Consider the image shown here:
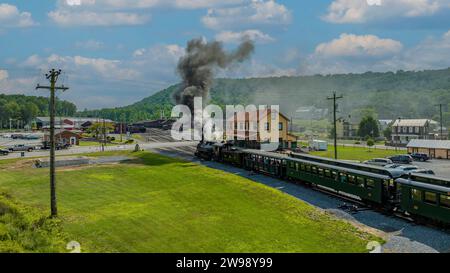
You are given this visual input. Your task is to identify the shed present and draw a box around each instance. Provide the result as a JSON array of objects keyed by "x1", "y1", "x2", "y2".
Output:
[
  {"x1": 44, "y1": 130, "x2": 82, "y2": 146},
  {"x1": 407, "y1": 139, "x2": 450, "y2": 159}
]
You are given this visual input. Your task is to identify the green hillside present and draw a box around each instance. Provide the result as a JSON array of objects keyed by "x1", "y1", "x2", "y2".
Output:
[
  {"x1": 0, "y1": 94, "x2": 77, "y2": 129},
  {"x1": 77, "y1": 68, "x2": 450, "y2": 125}
]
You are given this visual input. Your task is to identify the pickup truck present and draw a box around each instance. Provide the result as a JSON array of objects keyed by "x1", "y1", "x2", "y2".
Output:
[
  {"x1": 0, "y1": 149, "x2": 9, "y2": 155},
  {"x1": 41, "y1": 141, "x2": 71, "y2": 150},
  {"x1": 8, "y1": 144, "x2": 35, "y2": 152}
]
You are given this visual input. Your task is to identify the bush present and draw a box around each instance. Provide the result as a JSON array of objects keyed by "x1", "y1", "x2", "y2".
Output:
[{"x1": 0, "y1": 193, "x2": 67, "y2": 253}]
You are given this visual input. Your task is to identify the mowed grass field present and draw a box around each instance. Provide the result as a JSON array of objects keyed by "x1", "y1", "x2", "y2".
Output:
[
  {"x1": 311, "y1": 145, "x2": 406, "y2": 161},
  {"x1": 0, "y1": 152, "x2": 379, "y2": 253}
]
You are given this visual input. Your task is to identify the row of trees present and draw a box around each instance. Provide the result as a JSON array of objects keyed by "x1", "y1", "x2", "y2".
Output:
[{"x1": 0, "y1": 94, "x2": 77, "y2": 129}]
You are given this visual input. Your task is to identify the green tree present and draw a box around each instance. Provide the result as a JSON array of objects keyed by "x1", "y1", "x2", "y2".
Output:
[
  {"x1": 358, "y1": 116, "x2": 380, "y2": 138},
  {"x1": 383, "y1": 126, "x2": 392, "y2": 140},
  {"x1": 367, "y1": 138, "x2": 375, "y2": 151}
]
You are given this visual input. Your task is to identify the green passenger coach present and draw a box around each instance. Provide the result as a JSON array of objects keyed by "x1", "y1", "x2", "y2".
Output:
[
  {"x1": 285, "y1": 158, "x2": 390, "y2": 205},
  {"x1": 397, "y1": 178, "x2": 450, "y2": 225}
]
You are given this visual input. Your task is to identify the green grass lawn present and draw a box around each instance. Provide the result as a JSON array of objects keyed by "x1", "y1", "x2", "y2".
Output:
[
  {"x1": 311, "y1": 145, "x2": 406, "y2": 161},
  {"x1": 0, "y1": 151, "x2": 379, "y2": 253}
]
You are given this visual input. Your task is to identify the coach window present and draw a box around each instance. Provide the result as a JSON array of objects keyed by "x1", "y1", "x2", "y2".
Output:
[
  {"x1": 440, "y1": 195, "x2": 450, "y2": 209},
  {"x1": 411, "y1": 189, "x2": 422, "y2": 202},
  {"x1": 325, "y1": 169, "x2": 331, "y2": 178},
  {"x1": 318, "y1": 168, "x2": 324, "y2": 177},
  {"x1": 295, "y1": 163, "x2": 299, "y2": 171},
  {"x1": 366, "y1": 179, "x2": 375, "y2": 189},
  {"x1": 312, "y1": 166, "x2": 317, "y2": 174},
  {"x1": 301, "y1": 164, "x2": 306, "y2": 171},
  {"x1": 357, "y1": 177, "x2": 365, "y2": 188},
  {"x1": 424, "y1": 192, "x2": 437, "y2": 205},
  {"x1": 348, "y1": 175, "x2": 356, "y2": 185},
  {"x1": 306, "y1": 165, "x2": 311, "y2": 172},
  {"x1": 332, "y1": 171, "x2": 338, "y2": 180}
]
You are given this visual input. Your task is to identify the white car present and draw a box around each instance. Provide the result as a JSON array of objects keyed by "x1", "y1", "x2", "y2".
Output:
[
  {"x1": 385, "y1": 164, "x2": 421, "y2": 177},
  {"x1": 363, "y1": 158, "x2": 393, "y2": 167}
]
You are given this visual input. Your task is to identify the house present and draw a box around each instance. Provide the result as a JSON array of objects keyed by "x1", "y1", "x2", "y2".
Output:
[
  {"x1": 378, "y1": 120, "x2": 393, "y2": 131},
  {"x1": 390, "y1": 119, "x2": 439, "y2": 146},
  {"x1": 44, "y1": 130, "x2": 82, "y2": 146},
  {"x1": 336, "y1": 117, "x2": 360, "y2": 139},
  {"x1": 295, "y1": 106, "x2": 328, "y2": 120},
  {"x1": 407, "y1": 139, "x2": 450, "y2": 159},
  {"x1": 227, "y1": 109, "x2": 298, "y2": 150}
]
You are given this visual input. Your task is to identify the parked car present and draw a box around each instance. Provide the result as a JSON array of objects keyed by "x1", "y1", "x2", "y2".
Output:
[
  {"x1": 410, "y1": 153, "x2": 430, "y2": 162},
  {"x1": 388, "y1": 155, "x2": 413, "y2": 164},
  {"x1": 24, "y1": 134, "x2": 41, "y2": 140},
  {"x1": 410, "y1": 169, "x2": 435, "y2": 175},
  {"x1": 0, "y1": 149, "x2": 9, "y2": 155},
  {"x1": 11, "y1": 134, "x2": 24, "y2": 139},
  {"x1": 386, "y1": 165, "x2": 420, "y2": 177},
  {"x1": 8, "y1": 144, "x2": 35, "y2": 152},
  {"x1": 41, "y1": 141, "x2": 70, "y2": 150},
  {"x1": 363, "y1": 158, "x2": 393, "y2": 167}
]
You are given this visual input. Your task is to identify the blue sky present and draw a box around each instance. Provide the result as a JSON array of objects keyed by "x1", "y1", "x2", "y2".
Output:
[{"x1": 1, "y1": 0, "x2": 450, "y2": 109}]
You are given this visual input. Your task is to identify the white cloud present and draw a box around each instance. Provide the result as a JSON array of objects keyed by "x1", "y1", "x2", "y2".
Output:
[
  {"x1": 202, "y1": 0, "x2": 292, "y2": 30},
  {"x1": 300, "y1": 30, "x2": 450, "y2": 75},
  {"x1": 75, "y1": 40, "x2": 105, "y2": 50},
  {"x1": 324, "y1": 0, "x2": 450, "y2": 24},
  {"x1": 0, "y1": 3, "x2": 36, "y2": 28},
  {"x1": 380, "y1": 29, "x2": 450, "y2": 71},
  {"x1": 215, "y1": 29, "x2": 275, "y2": 44},
  {"x1": 315, "y1": 33, "x2": 403, "y2": 58},
  {"x1": 5, "y1": 43, "x2": 188, "y2": 108},
  {"x1": 50, "y1": 0, "x2": 248, "y2": 26},
  {"x1": 48, "y1": 10, "x2": 150, "y2": 26},
  {"x1": 0, "y1": 70, "x2": 8, "y2": 81}
]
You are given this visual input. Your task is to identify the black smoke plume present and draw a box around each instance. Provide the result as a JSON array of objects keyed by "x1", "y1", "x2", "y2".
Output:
[{"x1": 174, "y1": 38, "x2": 255, "y2": 111}]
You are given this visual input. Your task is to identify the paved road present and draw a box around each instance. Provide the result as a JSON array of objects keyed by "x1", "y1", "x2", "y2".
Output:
[{"x1": 0, "y1": 141, "x2": 198, "y2": 160}]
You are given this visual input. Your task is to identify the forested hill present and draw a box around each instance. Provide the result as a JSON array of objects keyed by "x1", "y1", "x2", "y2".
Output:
[
  {"x1": 77, "y1": 68, "x2": 450, "y2": 125},
  {"x1": 0, "y1": 94, "x2": 77, "y2": 128}
]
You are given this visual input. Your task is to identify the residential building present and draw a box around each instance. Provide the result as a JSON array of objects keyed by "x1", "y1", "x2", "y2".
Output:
[
  {"x1": 227, "y1": 109, "x2": 298, "y2": 150},
  {"x1": 378, "y1": 120, "x2": 393, "y2": 132},
  {"x1": 295, "y1": 106, "x2": 328, "y2": 120},
  {"x1": 336, "y1": 118, "x2": 360, "y2": 139},
  {"x1": 407, "y1": 139, "x2": 450, "y2": 159},
  {"x1": 391, "y1": 119, "x2": 439, "y2": 146}
]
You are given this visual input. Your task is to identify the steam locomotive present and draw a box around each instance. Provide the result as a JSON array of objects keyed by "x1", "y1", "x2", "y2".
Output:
[{"x1": 195, "y1": 141, "x2": 450, "y2": 226}]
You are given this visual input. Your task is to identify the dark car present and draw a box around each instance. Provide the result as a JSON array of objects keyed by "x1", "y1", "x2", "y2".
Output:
[
  {"x1": 0, "y1": 149, "x2": 9, "y2": 156},
  {"x1": 388, "y1": 155, "x2": 413, "y2": 164},
  {"x1": 410, "y1": 153, "x2": 430, "y2": 162},
  {"x1": 41, "y1": 141, "x2": 70, "y2": 150}
]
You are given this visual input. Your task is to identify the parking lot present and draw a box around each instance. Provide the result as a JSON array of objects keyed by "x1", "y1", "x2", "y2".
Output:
[
  {"x1": 414, "y1": 159, "x2": 450, "y2": 178},
  {"x1": 0, "y1": 135, "x2": 43, "y2": 148}
]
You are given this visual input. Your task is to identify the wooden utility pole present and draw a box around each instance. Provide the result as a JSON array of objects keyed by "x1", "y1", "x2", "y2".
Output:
[
  {"x1": 327, "y1": 92, "x2": 343, "y2": 160},
  {"x1": 436, "y1": 104, "x2": 444, "y2": 140},
  {"x1": 36, "y1": 69, "x2": 69, "y2": 218}
]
